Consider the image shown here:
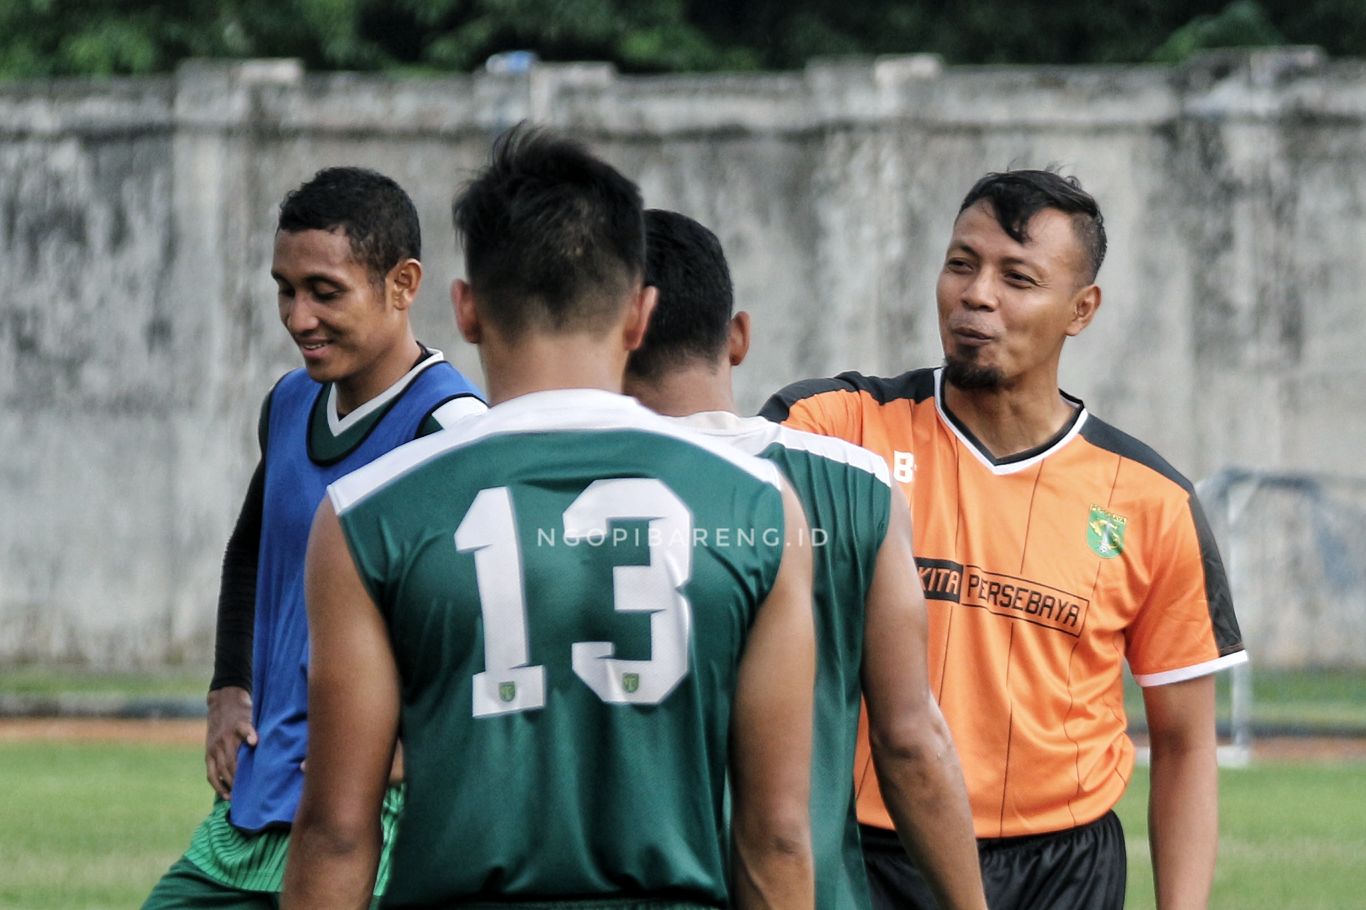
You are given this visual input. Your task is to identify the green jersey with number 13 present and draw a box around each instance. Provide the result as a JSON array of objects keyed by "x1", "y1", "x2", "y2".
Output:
[{"x1": 328, "y1": 389, "x2": 788, "y2": 909}]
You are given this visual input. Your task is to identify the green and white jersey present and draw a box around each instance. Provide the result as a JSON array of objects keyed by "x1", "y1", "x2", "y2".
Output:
[
  {"x1": 675, "y1": 411, "x2": 892, "y2": 910},
  {"x1": 328, "y1": 389, "x2": 789, "y2": 909}
]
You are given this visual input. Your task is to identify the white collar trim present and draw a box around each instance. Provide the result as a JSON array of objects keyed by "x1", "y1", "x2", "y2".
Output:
[
  {"x1": 932, "y1": 367, "x2": 1089, "y2": 476},
  {"x1": 326, "y1": 349, "x2": 446, "y2": 436}
]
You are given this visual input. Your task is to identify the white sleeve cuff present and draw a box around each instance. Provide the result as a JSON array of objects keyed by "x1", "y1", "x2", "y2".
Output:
[{"x1": 1133, "y1": 650, "x2": 1249, "y2": 687}]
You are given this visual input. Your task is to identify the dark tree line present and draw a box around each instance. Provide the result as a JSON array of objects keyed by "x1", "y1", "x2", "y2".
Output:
[{"x1": 2, "y1": 0, "x2": 1361, "y2": 80}]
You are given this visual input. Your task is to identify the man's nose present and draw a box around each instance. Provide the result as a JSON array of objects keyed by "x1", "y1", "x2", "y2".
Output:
[
  {"x1": 281, "y1": 296, "x2": 319, "y2": 333},
  {"x1": 960, "y1": 269, "x2": 996, "y2": 310}
]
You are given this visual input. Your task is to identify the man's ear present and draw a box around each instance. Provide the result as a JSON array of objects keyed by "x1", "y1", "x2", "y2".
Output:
[
  {"x1": 452, "y1": 278, "x2": 481, "y2": 344},
  {"x1": 1065, "y1": 284, "x2": 1102, "y2": 337},
  {"x1": 388, "y1": 258, "x2": 423, "y2": 311},
  {"x1": 728, "y1": 311, "x2": 751, "y2": 367},
  {"x1": 624, "y1": 284, "x2": 659, "y2": 353}
]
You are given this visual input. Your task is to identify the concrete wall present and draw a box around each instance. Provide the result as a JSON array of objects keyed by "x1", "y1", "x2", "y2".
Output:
[{"x1": 1, "y1": 50, "x2": 1362, "y2": 668}]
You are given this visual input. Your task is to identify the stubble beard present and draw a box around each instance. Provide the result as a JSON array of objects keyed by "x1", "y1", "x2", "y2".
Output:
[{"x1": 943, "y1": 353, "x2": 1005, "y2": 392}]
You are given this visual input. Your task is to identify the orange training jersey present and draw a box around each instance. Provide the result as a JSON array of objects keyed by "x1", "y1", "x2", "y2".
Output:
[{"x1": 761, "y1": 367, "x2": 1247, "y2": 838}]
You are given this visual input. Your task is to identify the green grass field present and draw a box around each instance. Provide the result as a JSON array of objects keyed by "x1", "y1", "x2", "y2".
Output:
[
  {"x1": 0, "y1": 739, "x2": 205, "y2": 910},
  {"x1": 8, "y1": 663, "x2": 1365, "y2": 731},
  {"x1": 0, "y1": 666, "x2": 205, "y2": 700},
  {"x1": 1115, "y1": 762, "x2": 1366, "y2": 910},
  {"x1": 2, "y1": 667, "x2": 1363, "y2": 907},
  {"x1": 6, "y1": 664, "x2": 1365, "y2": 736},
  {"x1": 0, "y1": 734, "x2": 1362, "y2": 909}
]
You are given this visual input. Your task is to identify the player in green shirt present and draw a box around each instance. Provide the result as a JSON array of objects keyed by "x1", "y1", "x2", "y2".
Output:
[
  {"x1": 624, "y1": 209, "x2": 986, "y2": 910},
  {"x1": 281, "y1": 126, "x2": 818, "y2": 909}
]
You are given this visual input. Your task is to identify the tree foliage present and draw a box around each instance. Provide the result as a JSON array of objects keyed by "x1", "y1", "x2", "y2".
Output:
[{"x1": 2, "y1": 0, "x2": 1364, "y2": 80}]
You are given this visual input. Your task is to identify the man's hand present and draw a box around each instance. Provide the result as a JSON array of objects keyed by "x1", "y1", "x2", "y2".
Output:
[{"x1": 205, "y1": 685, "x2": 258, "y2": 799}]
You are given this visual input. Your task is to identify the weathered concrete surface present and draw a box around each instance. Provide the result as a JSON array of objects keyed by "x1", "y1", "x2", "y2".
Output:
[{"x1": 1, "y1": 51, "x2": 1362, "y2": 668}]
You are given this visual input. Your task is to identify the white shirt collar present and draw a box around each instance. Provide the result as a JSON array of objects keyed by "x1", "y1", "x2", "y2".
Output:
[{"x1": 326, "y1": 348, "x2": 447, "y2": 436}]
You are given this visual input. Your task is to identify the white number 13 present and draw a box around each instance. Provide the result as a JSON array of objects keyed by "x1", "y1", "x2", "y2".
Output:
[{"x1": 454, "y1": 479, "x2": 694, "y2": 718}]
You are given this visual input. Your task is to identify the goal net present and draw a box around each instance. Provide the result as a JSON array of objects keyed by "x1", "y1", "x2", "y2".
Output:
[{"x1": 1195, "y1": 468, "x2": 1366, "y2": 765}]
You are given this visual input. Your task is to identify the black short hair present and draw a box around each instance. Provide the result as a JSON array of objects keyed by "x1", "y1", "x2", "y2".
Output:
[
  {"x1": 626, "y1": 209, "x2": 735, "y2": 382},
  {"x1": 452, "y1": 122, "x2": 646, "y2": 334},
  {"x1": 959, "y1": 170, "x2": 1106, "y2": 283},
  {"x1": 277, "y1": 167, "x2": 420, "y2": 281}
]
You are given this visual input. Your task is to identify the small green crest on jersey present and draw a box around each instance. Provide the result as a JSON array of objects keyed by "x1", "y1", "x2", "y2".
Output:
[
  {"x1": 622, "y1": 673, "x2": 640, "y2": 694},
  {"x1": 499, "y1": 681, "x2": 517, "y2": 702},
  {"x1": 1087, "y1": 506, "x2": 1127, "y2": 559}
]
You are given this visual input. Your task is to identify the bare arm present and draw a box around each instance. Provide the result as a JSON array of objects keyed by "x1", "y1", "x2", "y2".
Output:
[
  {"x1": 280, "y1": 499, "x2": 400, "y2": 910},
  {"x1": 863, "y1": 504, "x2": 985, "y2": 910},
  {"x1": 1144, "y1": 674, "x2": 1218, "y2": 910},
  {"x1": 730, "y1": 480, "x2": 816, "y2": 910}
]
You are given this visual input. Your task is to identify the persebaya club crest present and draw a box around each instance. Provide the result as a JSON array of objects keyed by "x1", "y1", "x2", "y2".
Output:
[
  {"x1": 499, "y1": 681, "x2": 517, "y2": 703},
  {"x1": 1087, "y1": 506, "x2": 1127, "y2": 559},
  {"x1": 622, "y1": 673, "x2": 640, "y2": 694}
]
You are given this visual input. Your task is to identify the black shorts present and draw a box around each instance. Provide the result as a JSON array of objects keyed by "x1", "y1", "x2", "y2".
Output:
[{"x1": 861, "y1": 810, "x2": 1127, "y2": 910}]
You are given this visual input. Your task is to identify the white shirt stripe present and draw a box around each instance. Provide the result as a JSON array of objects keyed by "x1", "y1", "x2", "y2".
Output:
[
  {"x1": 675, "y1": 410, "x2": 892, "y2": 486},
  {"x1": 429, "y1": 395, "x2": 488, "y2": 429},
  {"x1": 329, "y1": 388, "x2": 783, "y2": 515}
]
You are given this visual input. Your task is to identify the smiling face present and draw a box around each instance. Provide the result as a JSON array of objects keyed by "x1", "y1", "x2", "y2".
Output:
[
  {"x1": 936, "y1": 199, "x2": 1099, "y2": 394},
  {"x1": 272, "y1": 227, "x2": 415, "y2": 410}
]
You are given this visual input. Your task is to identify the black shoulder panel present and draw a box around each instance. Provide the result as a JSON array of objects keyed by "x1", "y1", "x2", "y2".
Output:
[
  {"x1": 1187, "y1": 491, "x2": 1245, "y2": 655},
  {"x1": 758, "y1": 368, "x2": 935, "y2": 420},
  {"x1": 833, "y1": 368, "x2": 936, "y2": 405},
  {"x1": 758, "y1": 376, "x2": 859, "y2": 421},
  {"x1": 1079, "y1": 415, "x2": 1193, "y2": 493}
]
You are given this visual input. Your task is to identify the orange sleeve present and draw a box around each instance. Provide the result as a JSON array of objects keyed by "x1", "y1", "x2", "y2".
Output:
[
  {"x1": 760, "y1": 381, "x2": 865, "y2": 444},
  {"x1": 1126, "y1": 494, "x2": 1244, "y2": 685}
]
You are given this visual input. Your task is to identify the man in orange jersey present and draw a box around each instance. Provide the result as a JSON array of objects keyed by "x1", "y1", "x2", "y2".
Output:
[{"x1": 762, "y1": 170, "x2": 1247, "y2": 910}]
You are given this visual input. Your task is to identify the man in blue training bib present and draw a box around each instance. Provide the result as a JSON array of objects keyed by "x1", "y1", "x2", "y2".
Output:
[{"x1": 143, "y1": 166, "x2": 485, "y2": 909}]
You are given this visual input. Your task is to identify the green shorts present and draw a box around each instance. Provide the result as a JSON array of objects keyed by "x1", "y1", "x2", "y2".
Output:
[{"x1": 143, "y1": 786, "x2": 404, "y2": 908}]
